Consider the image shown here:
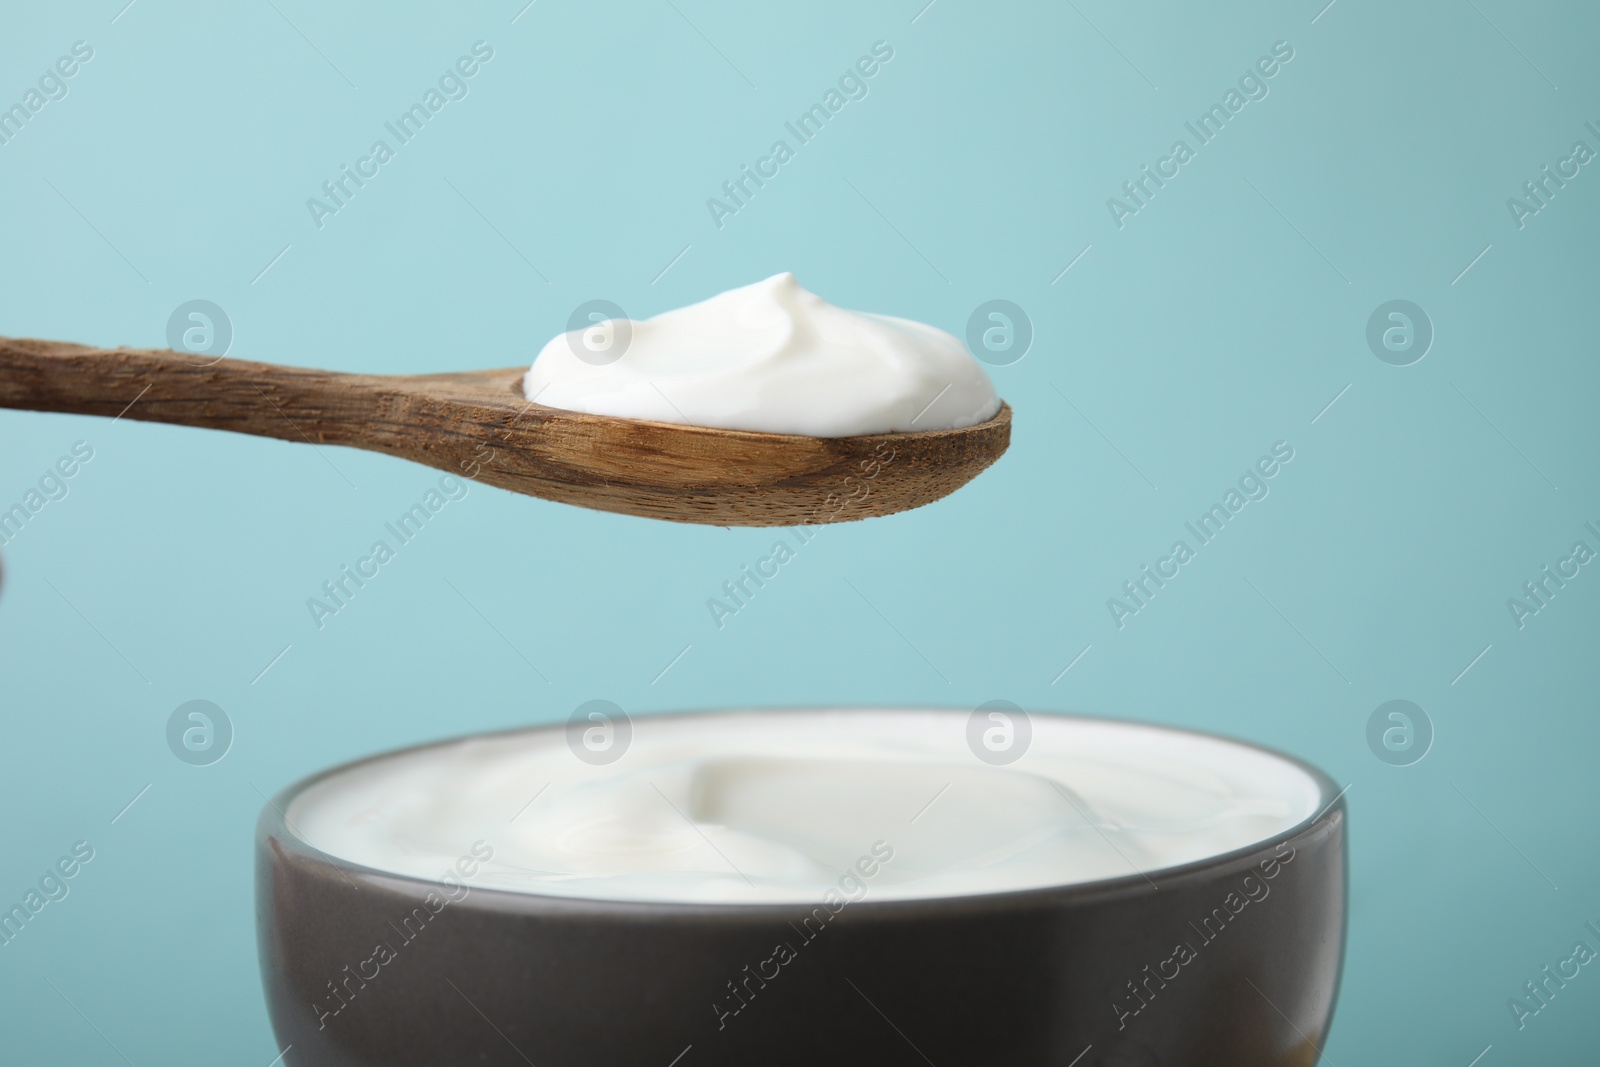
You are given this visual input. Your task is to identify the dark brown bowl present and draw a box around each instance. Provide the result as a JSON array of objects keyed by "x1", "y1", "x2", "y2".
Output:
[{"x1": 256, "y1": 711, "x2": 1346, "y2": 1066}]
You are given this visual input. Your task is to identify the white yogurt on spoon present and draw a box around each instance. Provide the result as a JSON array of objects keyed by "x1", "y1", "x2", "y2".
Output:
[
  {"x1": 522, "y1": 274, "x2": 1001, "y2": 437},
  {"x1": 287, "y1": 710, "x2": 1322, "y2": 905}
]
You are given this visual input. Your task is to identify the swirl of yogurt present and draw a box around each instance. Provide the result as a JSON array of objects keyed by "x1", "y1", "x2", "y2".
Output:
[
  {"x1": 522, "y1": 273, "x2": 1001, "y2": 437},
  {"x1": 286, "y1": 710, "x2": 1321, "y2": 905}
]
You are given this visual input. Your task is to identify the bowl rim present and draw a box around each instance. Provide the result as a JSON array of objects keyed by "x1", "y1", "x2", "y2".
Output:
[{"x1": 258, "y1": 706, "x2": 1346, "y2": 918}]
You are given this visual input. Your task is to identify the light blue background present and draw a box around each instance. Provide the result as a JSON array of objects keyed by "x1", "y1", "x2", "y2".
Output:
[{"x1": 2, "y1": 0, "x2": 1597, "y2": 1062}]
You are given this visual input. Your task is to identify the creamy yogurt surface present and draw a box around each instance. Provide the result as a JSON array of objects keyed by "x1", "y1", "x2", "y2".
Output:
[
  {"x1": 522, "y1": 274, "x2": 1001, "y2": 436},
  {"x1": 287, "y1": 710, "x2": 1322, "y2": 905}
]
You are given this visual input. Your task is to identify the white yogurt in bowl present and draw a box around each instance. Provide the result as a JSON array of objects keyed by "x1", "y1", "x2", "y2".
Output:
[
  {"x1": 287, "y1": 709, "x2": 1323, "y2": 905},
  {"x1": 522, "y1": 274, "x2": 1001, "y2": 437}
]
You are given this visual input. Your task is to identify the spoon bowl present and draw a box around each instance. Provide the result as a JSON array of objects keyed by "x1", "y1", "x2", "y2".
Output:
[{"x1": 0, "y1": 338, "x2": 1010, "y2": 526}]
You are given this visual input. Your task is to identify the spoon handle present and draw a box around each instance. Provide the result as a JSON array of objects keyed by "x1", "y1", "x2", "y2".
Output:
[
  {"x1": 1, "y1": 336, "x2": 1014, "y2": 526},
  {"x1": 0, "y1": 336, "x2": 387, "y2": 449}
]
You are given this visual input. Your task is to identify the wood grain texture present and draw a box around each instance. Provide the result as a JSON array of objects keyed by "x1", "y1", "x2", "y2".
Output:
[{"x1": 0, "y1": 337, "x2": 1011, "y2": 526}]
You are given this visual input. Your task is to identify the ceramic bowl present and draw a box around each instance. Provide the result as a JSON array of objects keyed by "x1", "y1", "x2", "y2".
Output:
[{"x1": 256, "y1": 710, "x2": 1346, "y2": 1066}]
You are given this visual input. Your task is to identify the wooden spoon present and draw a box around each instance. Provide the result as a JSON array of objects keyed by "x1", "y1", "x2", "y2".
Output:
[{"x1": 0, "y1": 337, "x2": 1010, "y2": 527}]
